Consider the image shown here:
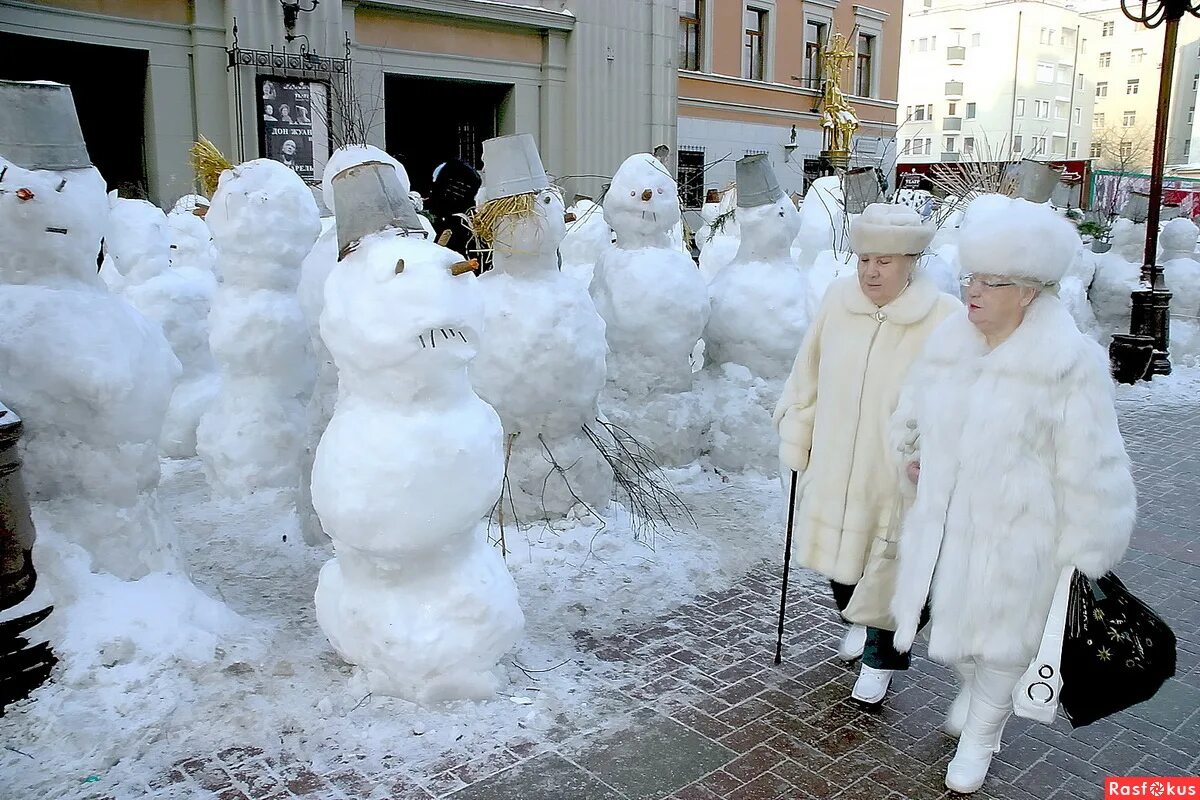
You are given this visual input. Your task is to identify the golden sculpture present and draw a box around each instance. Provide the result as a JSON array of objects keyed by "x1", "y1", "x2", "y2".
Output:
[{"x1": 819, "y1": 32, "x2": 860, "y2": 169}]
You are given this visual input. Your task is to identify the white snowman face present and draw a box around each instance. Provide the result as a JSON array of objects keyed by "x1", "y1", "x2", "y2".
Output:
[
  {"x1": 0, "y1": 155, "x2": 108, "y2": 285},
  {"x1": 321, "y1": 232, "x2": 483, "y2": 380},
  {"x1": 492, "y1": 188, "x2": 566, "y2": 257},
  {"x1": 207, "y1": 158, "x2": 321, "y2": 266},
  {"x1": 107, "y1": 198, "x2": 171, "y2": 282},
  {"x1": 603, "y1": 153, "x2": 682, "y2": 239},
  {"x1": 1160, "y1": 218, "x2": 1198, "y2": 254},
  {"x1": 167, "y1": 211, "x2": 215, "y2": 267},
  {"x1": 740, "y1": 195, "x2": 801, "y2": 252}
]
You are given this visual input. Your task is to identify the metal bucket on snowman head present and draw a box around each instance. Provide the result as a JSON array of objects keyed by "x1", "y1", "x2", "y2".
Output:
[
  {"x1": 480, "y1": 133, "x2": 550, "y2": 203},
  {"x1": 1120, "y1": 191, "x2": 1151, "y2": 224},
  {"x1": 735, "y1": 154, "x2": 784, "y2": 208},
  {"x1": 0, "y1": 80, "x2": 92, "y2": 171},
  {"x1": 843, "y1": 166, "x2": 883, "y2": 215},
  {"x1": 331, "y1": 161, "x2": 427, "y2": 260},
  {"x1": 999, "y1": 159, "x2": 1063, "y2": 203}
]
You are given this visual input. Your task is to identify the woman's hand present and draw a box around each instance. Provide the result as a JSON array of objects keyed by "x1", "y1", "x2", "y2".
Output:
[{"x1": 906, "y1": 460, "x2": 921, "y2": 485}]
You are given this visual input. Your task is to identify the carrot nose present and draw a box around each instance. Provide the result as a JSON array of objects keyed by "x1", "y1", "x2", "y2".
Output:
[{"x1": 641, "y1": 189, "x2": 653, "y2": 201}]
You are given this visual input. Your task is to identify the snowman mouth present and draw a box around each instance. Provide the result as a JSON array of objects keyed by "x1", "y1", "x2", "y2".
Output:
[{"x1": 418, "y1": 327, "x2": 469, "y2": 349}]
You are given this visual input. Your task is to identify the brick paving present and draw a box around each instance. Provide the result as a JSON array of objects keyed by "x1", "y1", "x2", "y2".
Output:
[{"x1": 145, "y1": 399, "x2": 1200, "y2": 799}]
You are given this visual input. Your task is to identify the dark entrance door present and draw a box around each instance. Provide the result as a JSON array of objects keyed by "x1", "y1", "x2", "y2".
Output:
[
  {"x1": 0, "y1": 32, "x2": 149, "y2": 197},
  {"x1": 384, "y1": 75, "x2": 511, "y2": 198}
]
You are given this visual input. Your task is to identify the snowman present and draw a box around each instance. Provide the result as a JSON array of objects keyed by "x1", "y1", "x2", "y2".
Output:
[
  {"x1": 107, "y1": 198, "x2": 220, "y2": 458},
  {"x1": 469, "y1": 134, "x2": 611, "y2": 521},
  {"x1": 794, "y1": 175, "x2": 847, "y2": 270},
  {"x1": 1090, "y1": 217, "x2": 1145, "y2": 340},
  {"x1": 1059, "y1": 243, "x2": 1103, "y2": 340},
  {"x1": 196, "y1": 158, "x2": 320, "y2": 498},
  {"x1": 0, "y1": 80, "x2": 181, "y2": 579},
  {"x1": 313, "y1": 161, "x2": 523, "y2": 702},
  {"x1": 1162, "y1": 217, "x2": 1200, "y2": 361},
  {"x1": 591, "y1": 153, "x2": 710, "y2": 465},
  {"x1": 697, "y1": 186, "x2": 740, "y2": 284},
  {"x1": 560, "y1": 196, "x2": 612, "y2": 287},
  {"x1": 167, "y1": 195, "x2": 221, "y2": 284}
]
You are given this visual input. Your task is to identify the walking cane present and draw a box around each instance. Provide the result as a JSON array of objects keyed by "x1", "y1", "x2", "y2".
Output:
[{"x1": 774, "y1": 470, "x2": 799, "y2": 665}]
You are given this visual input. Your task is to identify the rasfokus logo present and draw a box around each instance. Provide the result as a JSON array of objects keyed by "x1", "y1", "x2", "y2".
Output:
[{"x1": 1107, "y1": 778, "x2": 1200, "y2": 798}]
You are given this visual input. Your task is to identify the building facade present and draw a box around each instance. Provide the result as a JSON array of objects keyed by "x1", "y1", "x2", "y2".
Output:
[
  {"x1": 0, "y1": 0, "x2": 677, "y2": 205},
  {"x1": 675, "y1": 0, "x2": 904, "y2": 206},
  {"x1": 896, "y1": 0, "x2": 1098, "y2": 168},
  {"x1": 1081, "y1": 3, "x2": 1200, "y2": 171}
]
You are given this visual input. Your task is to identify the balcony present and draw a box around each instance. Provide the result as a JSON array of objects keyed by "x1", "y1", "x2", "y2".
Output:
[
  {"x1": 946, "y1": 46, "x2": 967, "y2": 61},
  {"x1": 941, "y1": 152, "x2": 962, "y2": 162},
  {"x1": 943, "y1": 116, "x2": 963, "y2": 131},
  {"x1": 945, "y1": 80, "x2": 964, "y2": 96}
]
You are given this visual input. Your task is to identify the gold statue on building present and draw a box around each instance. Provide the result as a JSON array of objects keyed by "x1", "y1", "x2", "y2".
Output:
[{"x1": 818, "y1": 32, "x2": 860, "y2": 169}]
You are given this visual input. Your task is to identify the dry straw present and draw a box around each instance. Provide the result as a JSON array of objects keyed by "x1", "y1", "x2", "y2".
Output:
[
  {"x1": 190, "y1": 136, "x2": 233, "y2": 197},
  {"x1": 469, "y1": 193, "x2": 538, "y2": 247}
]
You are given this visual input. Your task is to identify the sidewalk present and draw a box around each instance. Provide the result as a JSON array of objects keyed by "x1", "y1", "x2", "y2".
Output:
[{"x1": 151, "y1": 402, "x2": 1200, "y2": 800}]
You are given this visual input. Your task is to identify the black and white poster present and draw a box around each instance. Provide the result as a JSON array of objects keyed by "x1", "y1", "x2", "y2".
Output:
[{"x1": 258, "y1": 77, "x2": 329, "y2": 181}]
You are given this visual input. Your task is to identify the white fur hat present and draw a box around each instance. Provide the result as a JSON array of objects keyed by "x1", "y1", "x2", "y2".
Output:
[
  {"x1": 958, "y1": 194, "x2": 1080, "y2": 284},
  {"x1": 850, "y1": 203, "x2": 934, "y2": 255}
]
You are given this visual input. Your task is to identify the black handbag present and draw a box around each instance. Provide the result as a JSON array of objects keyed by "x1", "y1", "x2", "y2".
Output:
[{"x1": 1059, "y1": 571, "x2": 1177, "y2": 728}]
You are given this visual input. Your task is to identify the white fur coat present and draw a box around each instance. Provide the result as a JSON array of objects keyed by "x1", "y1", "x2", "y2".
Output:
[{"x1": 890, "y1": 295, "x2": 1135, "y2": 666}]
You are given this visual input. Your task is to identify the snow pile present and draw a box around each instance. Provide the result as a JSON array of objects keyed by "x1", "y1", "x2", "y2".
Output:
[
  {"x1": 197, "y1": 159, "x2": 319, "y2": 498},
  {"x1": 695, "y1": 364, "x2": 780, "y2": 474},
  {"x1": 1162, "y1": 218, "x2": 1200, "y2": 364},
  {"x1": 1060, "y1": 244, "x2": 1103, "y2": 340},
  {"x1": 0, "y1": 155, "x2": 181, "y2": 579},
  {"x1": 110, "y1": 199, "x2": 220, "y2": 458},
  {"x1": 471, "y1": 187, "x2": 611, "y2": 521},
  {"x1": 1091, "y1": 219, "x2": 1144, "y2": 340},
  {"x1": 560, "y1": 198, "x2": 611, "y2": 286},
  {"x1": 592, "y1": 154, "x2": 711, "y2": 465},
  {"x1": 314, "y1": 230, "x2": 523, "y2": 703},
  {"x1": 698, "y1": 186, "x2": 740, "y2": 283}
]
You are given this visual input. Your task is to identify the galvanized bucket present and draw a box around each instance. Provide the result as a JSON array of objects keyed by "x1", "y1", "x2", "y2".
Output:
[
  {"x1": 843, "y1": 166, "x2": 882, "y2": 215},
  {"x1": 1000, "y1": 159, "x2": 1063, "y2": 203},
  {"x1": 481, "y1": 133, "x2": 549, "y2": 203},
  {"x1": 332, "y1": 161, "x2": 427, "y2": 260},
  {"x1": 736, "y1": 154, "x2": 784, "y2": 208},
  {"x1": 1120, "y1": 191, "x2": 1151, "y2": 224},
  {"x1": 0, "y1": 80, "x2": 91, "y2": 170}
]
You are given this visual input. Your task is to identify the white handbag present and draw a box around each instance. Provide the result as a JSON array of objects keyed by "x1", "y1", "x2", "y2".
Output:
[{"x1": 1012, "y1": 565, "x2": 1076, "y2": 724}]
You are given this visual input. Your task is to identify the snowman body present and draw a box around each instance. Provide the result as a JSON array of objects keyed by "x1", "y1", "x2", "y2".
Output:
[
  {"x1": 313, "y1": 231, "x2": 523, "y2": 702},
  {"x1": 1162, "y1": 218, "x2": 1200, "y2": 360},
  {"x1": 0, "y1": 155, "x2": 181, "y2": 578},
  {"x1": 1090, "y1": 218, "x2": 1144, "y2": 339},
  {"x1": 697, "y1": 188, "x2": 740, "y2": 284},
  {"x1": 197, "y1": 159, "x2": 319, "y2": 496},
  {"x1": 794, "y1": 176, "x2": 846, "y2": 269},
  {"x1": 471, "y1": 188, "x2": 612, "y2": 520},
  {"x1": 560, "y1": 199, "x2": 612, "y2": 287}
]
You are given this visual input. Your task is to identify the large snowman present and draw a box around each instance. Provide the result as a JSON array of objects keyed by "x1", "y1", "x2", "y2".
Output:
[
  {"x1": 591, "y1": 153, "x2": 710, "y2": 464},
  {"x1": 1162, "y1": 217, "x2": 1200, "y2": 361},
  {"x1": 166, "y1": 195, "x2": 221, "y2": 284},
  {"x1": 0, "y1": 80, "x2": 181, "y2": 579},
  {"x1": 560, "y1": 196, "x2": 612, "y2": 287},
  {"x1": 469, "y1": 134, "x2": 611, "y2": 521},
  {"x1": 108, "y1": 198, "x2": 220, "y2": 458},
  {"x1": 197, "y1": 159, "x2": 320, "y2": 497},
  {"x1": 1090, "y1": 217, "x2": 1145, "y2": 340},
  {"x1": 313, "y1": 161, "x2": 523, "y2": 702}
]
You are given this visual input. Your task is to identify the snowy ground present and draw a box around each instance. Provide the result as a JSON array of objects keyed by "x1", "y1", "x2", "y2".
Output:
[{"x1": 2, "y1": 456, "x2": 798, "y2": 799}]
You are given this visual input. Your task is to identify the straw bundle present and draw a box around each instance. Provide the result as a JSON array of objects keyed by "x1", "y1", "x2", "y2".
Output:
[
  {"x1": 190, "y1": 136, "x2": 232, "y2": 197},
  {"x1": 469, "y1": 193, "x2": 538, "y2": 247}
]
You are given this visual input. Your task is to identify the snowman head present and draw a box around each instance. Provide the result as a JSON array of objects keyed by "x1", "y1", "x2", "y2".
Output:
[
  {"x1": 739, "y1": 195, "x2": 801, "y2": 254},
  {"x1": 0, "y1": 155, "x2": 108, "y2": 287},
  {"x1": 107, "y1": 198, "x2": 171, "y2": 283},
  {"x1": 1108, "y1": 218, "x2": 1144, "y2": 261},
  {"x1": 167, "y1": 209, "x2": 216, "y2": 271},
  {"x1": 321, "y1": 145, "x2": 411, "y2": 216},
  {"x1": 207, "y1": 158, "x2": 321, "y2": 276},
  {"x1": 486, "y1": 188, "x2": 566, "y2": 263},
  {"x1": 1160, "y1": 217, "x2": 1198, "y2": 259},
  {"x1": 321, "y1": 231, "x2": 483, "y2": 392},
  {"x1": 603, "y1": 153, "x2": 682, "y2": 243}
]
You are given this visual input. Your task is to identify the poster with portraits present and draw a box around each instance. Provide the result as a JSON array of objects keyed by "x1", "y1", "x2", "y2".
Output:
[{"x1": 258, "y1": 77, "x2": 329, "y2": 182}]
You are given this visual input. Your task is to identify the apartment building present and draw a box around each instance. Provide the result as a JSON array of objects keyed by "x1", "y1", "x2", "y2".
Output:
[
  {"x1": 896, "y1": 0, "x2": 1098, "y2": 167},
  {"x1": 676, "y1": 0, "x2": 904, "y2": 205}
]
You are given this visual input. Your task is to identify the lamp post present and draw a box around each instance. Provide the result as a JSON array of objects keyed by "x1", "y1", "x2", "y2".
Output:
[{"x1": 1111, "y1": 0, "x2": 1200, "y2": 380}]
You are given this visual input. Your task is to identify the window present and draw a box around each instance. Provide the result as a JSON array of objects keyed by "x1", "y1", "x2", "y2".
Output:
[
  {"x1": 1131, "y1": 48, "x2": 1145, "y2": 64},
  {"x1": 1053, "y1": 136, "x2": 1067, "y2": 156},
  {"x1": 1013, "y1": 134, "x2": 1024, "y2": 153},
  {"x1": 1102, "y1": 20, "x2": 1114, "y2": 37},
  {"x1": 679, "y1": 0, "x2": 704, "y2": 71},
  {"x1": 1061, "y1": 28, "x2": 1076, "y2": 48},
  {"x1": 914, "y1": 105, "x2": 927, "y2": 121},
  {"x1": 1036, "y1": 62, "x2": 1055, "y2": 83},
  {"x1": 1099, "y1": 51, "x2": 1111, "y2": 68},
  {"x1": 1082, "y1": 38, "x2": 1088, "y2": 54},
  {"x1": 931, "y1": 36, "x2": 937, "y2": 49},
  {"x1": 1035, "y1": 99, "x2": 1050, "y2": 119},
  {"x1": 1095, "y1": 112, "x2": 1105, "y2": 126},
  {"x1": 1056, "y1": 64, "x2": 1073, "y2": 84},
  {"x1": 1191, "y1": 107, "x2": 1196, "y2": 124},
  {"x1": 945, "y1": 136, "x2": 957, "y2": 152},
  {"x1": 909, "y1": 39, "x2": 915, "y2": 53},
  {"x1": 1091, "y1": 141, "x2": 1103, "y2": 158},
  {"x1": 1034, "y1": 136, "x2": 1047, "y2": 154},
  {"x1": 1124, "y1": 110, "x2": 1137, "y2": 127},
  {"x1": 1127, "y1": 79, "x2": 1140, "y2": 95},
  {"x1": 923, "y1": 0, "x2": 932, "y2": 7},
  {"x1": 1186, "y1": 140, "x2": 1192, "y2": 159},
  {"x1": 919, "y1": 37, "x2": 929, "y2": 52},
  {"x1": 677, "y1": 149, "x2": 705, "y2": 208},
  {"x1": 964, "y1": 136, "x2": 975, "y2": 154},
  {"x1": 1078, "y1": 73, "x2": 1085, "y2": 90},
  {"x1": 971, "y1": 33, "x2": 981, "y2": 46},
  {"x1": 1120, "y1": 141, "x2": 1133, "y2": 158},
  {"x1": 743, "y1": 7, "x2": 767, "y2": 80},
  {"x1": 1096, "y1": 81, "x2": 1108, "y2": 97},
  {"x1": 948, "y1": 101, "x2": 958, "y2": 115},
  {"x1": 1194, "y1": 73, "x2": 1199, "y2": 91},
  {"x1": 966, "y1": 102, "x2": 977, "y2": 118},
  {"x1": 1016, "y1": 98, "x2": 1026, "y2": 116},
  {"x1": 804, "y1": 20, "x2": 826, "y2": 88},
  {"x1": 1071, "y1": 142, "x2": 1079, "y2": 157},
  {"x1": 1055, "y1": 101, "x2": 1069, "y2": 119},
  {"x1": 905, "y1": 104, "x2": 912, "y2": 120},
  {"x1": 927, "y1": 103, "x2": 934, "y2": 118},
  {"x1": 856, "y1": 33, "x2": 876, "y2": 96},
  {"x1": 902, "y1": 139, "x2": 911, "y2": 154},
  {"x1": 1074, "y1": 107, "x2": 1081, "y2": 124},
  {"x1": 1039, "y1": 28, "x2": 1054, "y2": 45}
]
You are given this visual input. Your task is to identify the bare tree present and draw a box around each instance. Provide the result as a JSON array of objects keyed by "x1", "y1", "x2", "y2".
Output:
[{"x1": 1091, "y1": 124, "x2": 1155, "y2": 220}]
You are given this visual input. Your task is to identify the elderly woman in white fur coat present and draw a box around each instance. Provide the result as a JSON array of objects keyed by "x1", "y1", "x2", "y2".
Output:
[
  {"x1": 889, "y1": 195, "x2": 1135, "y2": 795},
  {"x1": 774, "y1": 203, "x2": 960, "y2": 706}
]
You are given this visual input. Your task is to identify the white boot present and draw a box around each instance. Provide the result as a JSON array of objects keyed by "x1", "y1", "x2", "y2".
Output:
[
  {"x1": 945, "y1": 697, "x2": 1011, "y2": 794},
  {"x1": 851, "y1": 663, "x2": 893, "y2": 704},
  {"x1": 944, "y1": 662, "x2": 976, "y2": 738},
  {"x1": 838, "y1": 624, "x2": 867, "y2": 662}
]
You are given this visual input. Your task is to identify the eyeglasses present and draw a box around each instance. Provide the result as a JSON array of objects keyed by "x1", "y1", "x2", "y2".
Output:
[{"x1": 959, "y1": 274, "x2": 1019, "y2": 290}]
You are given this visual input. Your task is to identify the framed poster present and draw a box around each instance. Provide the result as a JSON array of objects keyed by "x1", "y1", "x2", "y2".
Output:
[{"x1": 258, "y1": 76, "x2": 330, "y2": 182}]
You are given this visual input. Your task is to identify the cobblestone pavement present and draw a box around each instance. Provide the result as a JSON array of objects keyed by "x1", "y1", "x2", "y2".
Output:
[{"x1": 151, "y1": 400, "x2": 1200, "y2": 799}]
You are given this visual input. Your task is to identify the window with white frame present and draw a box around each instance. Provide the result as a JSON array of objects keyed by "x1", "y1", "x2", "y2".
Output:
[
  {"x1": 804, "y1": 19, "x2": 827, "y2": 89},
  {"x1": 856, "y1": 33, "x2": 876, "y2": 97},
  {"x1": 1052, "y1": 135, "x2": 1067, "y2": 156},
  {"x1": 1186, "y1": 140, "x2": 1192, "y2": 159},
  {"x1": 1074, "y1": 107, "x2": 1081, "y2": 124},
  {"x1": 919, "y1": 37, "x2": 928, "y2": 52},
  {"x1": 1123, "y1": 109, "x2": 1136, "y2": 126},
  {"x1": 1194, "y1": 73, "x2": 1199, "y2": 90},
  {"x1": 1120, "y1": 140, "x2": 1133, "y2": 158},
  {"x1": 948, "y1": 101, "x2": 958, "y2": 115},
  {"x1": 1078, "y1": 73, "x2": 1085, "y2": 90},
  {"x1": 971, "y1": 32, "x2": 981, "y2": 46},
  {"x1": 945, "y1": 136, "x2": 956, "y2": 152},
  {"x1": 1127, "y1": 79, "x2": 1139, "y2": 94},
  {"x1": 926, "y1": 103, "x2": 934, "y2": 118},
  {"x1": 679, "y1": 0, "x2": 705, "y2": 72},
  {"x1": 1102, "y1": 20, "x2": 1114, "y2": 37},
  {"x1": 966, "y1": 102, "x2": 976, "y2": 118},
  {"x1": 1056, "y1": 64, "x2": 1073, "y2": 84},
  {"x1": 743, "y1": 6, "x2": 768, "y2": 81},
  {"x1": 1096, "y1": 81, "x2": 1108, "y2": 97},
  {"x1": 1055, "y1": 100, "x2": 1069, "y2": 119},
  {"x1": 1013, "y1": 134, "x2": 1024, "y2": 153},
  {"x1": 1071, "y1": 141, "x2": 1078, "y2": 157},
  {"x1": 964, "y1": 136, "x2": 975, "y2": 154},
  {"x1": 1016, "y1": 97, "x2": 1026, "y2": 116},
  {"x1": 1037, "y1": 62, "x2": 1055, "y2": 83},
  {"x1": 1190, "y1": 107, "x2": 1196, "y2": 124},
  {"x1": 1091, "y1": 141, "x2": 1103, "y2": 158},
  {"x1": 1095, "y1": 112, "x2": 1105, "y2": 126},
  {"x1": 1035, "y1": 99, "x2": 1050, "y2": 118},
  {"x1": 914, "y1": 105, "x2": 927, "y2": 121},
  {"x1": 1099, "y1": 51, "x2": 1111, "y2": 67},
  {"x1": 902, "y1": 139, "x2": 911, "y2": 154},
  {"x1": 1061, "y1": 28, "x2": 1076, "y2": 48},
  {"x1": 1130, "y1": 48, "x2": 1145, "y2": 64}
]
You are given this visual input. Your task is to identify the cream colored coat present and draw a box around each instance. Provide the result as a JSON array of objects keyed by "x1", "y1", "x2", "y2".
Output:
[{"x1": 773, "y1": 273, "x2": 960, "y2": 586}]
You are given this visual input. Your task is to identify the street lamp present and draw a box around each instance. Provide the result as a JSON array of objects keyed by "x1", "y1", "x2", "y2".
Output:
[{"x1": 1110, "y1": 0, "x2": 1200, "y2": 381}]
